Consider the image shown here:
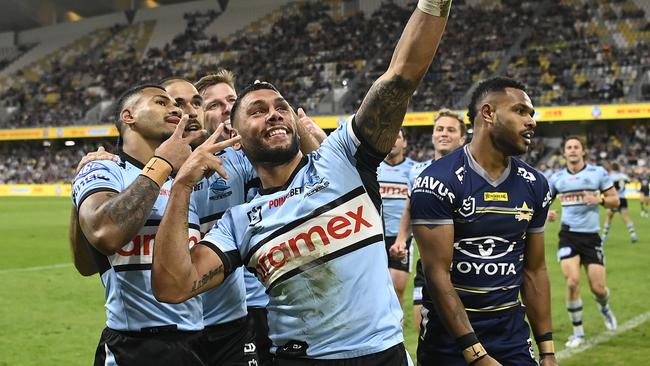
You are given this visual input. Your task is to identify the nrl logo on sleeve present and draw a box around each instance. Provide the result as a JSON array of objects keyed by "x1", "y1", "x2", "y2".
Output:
[
  {"x1": 455, "y1": 167, "x2": 465, "y2": 182},
  {"x1": 517, "y1": 167, "x2": 536, "y2": 183},
  {"x1": 542, "y1": 190, "x2": 552, "y2": 208},
  {"x1": 247, "y1": 206, "x2": 263, "y2": 226}
]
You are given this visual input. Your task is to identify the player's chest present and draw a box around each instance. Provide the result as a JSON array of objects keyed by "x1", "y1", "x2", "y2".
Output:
[{"x1": 556, "y1": 173, "x2": 599, "y2": 192}]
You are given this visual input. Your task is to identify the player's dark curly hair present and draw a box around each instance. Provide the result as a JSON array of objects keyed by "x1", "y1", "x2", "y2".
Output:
[
  {"x1": 230, "y1": 82, "x2": 281, "y2": 126},
  {"x1": 467, "y1": 77, "x2": 526, "y2": 126}
]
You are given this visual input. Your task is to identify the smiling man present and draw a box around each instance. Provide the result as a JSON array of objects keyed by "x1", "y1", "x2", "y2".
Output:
[
  {"x1": 151, "y1": 2, "x2": 452, "y2": 364},
  {"x1": 411, "y1": 77, "x2": 557, "y2": 366}
]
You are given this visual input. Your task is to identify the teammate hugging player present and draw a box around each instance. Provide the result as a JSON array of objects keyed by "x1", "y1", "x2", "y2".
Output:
[
  {"x1": 411, "y1": 77, "x2": 557, "y2": 366},
  {"x1": 547, "y1": 136, "x2": 620, "y2": 348}
]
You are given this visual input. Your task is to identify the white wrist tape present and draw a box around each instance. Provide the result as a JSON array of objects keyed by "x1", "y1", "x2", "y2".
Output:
[{"x1": 417, "y1": 0, "x2": 452, "y2": 17}]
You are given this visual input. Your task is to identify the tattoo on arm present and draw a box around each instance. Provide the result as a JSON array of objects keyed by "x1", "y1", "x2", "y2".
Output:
[
  {"x1": 104, "y1": 176, "x2": 160, "y2": 234},
  {"x1": 191, "y1": 264, "x2": 224, "y2": 293},
  {"x1": 355, "y1": 75, "x2": 418, "y2": 153},
  {"x1": 447, "y1": 289, "x2": 473, "y2": 331}
]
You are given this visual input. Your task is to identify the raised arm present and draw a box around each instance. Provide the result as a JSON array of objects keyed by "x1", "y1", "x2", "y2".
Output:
[
  {"x1": 152, "y1": 126, "x2": 241, "y2": 303},
  {"x1": 355, "y1": 2, "x2": 450, "y2": 154},
  {"x1": 522, "y1": 232, "x2": 557, "y2": 366}
]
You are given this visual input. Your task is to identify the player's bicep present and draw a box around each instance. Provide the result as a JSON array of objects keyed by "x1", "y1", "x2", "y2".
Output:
[
  {"x1": 77, "y1": 190, "x2": 118, "y2": 250},
  {"x1": 413, "y1": 224, "x2": 454, "y2": 275},
  {"x1": 188, "y1": 244, "x2": 228, "y2": 296},
  {"x1": 524, "y1": 232, "x2": 546, "y2": 272}
]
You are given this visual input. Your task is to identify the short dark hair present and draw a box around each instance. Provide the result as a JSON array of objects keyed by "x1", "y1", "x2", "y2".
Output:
[
  {"x1": 160, "y1": 77, "x2": 192, "y2": 88},
  {"x1": 230, "y1": 82, "x2": 281, "y2": 125},
  {"x1": 611, "y1": 162, "x2": 620, "y2": 171},
  {"x1": 467, "y1": 76, "x2": 526, "y2": 126},
  {"x1": 563, "y1": 135, "x2": 587, "y2": 150},
  {"x1": 114, "y1": 84, "x2": 166, "y2": 146},
  {"x1": 195, "y1": 68, "x2": 237, "y2": 94},
  {"x1": 435, "y1": 108, "x2": 467, "y2": 136}
]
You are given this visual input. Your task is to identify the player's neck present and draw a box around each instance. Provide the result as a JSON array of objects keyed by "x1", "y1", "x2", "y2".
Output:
[
  {"x1": 468, "y1": 139, "x2": 509, "y2": 180},
  {"x1": 567, "y1": 160, "x2": 586, "y2": 174},
  {"x1": 384, "y1": 154, "x2": 405, "y2": 165},
  {"x1": 254, "y1": 152, "x2": 305, "y2": 191},
  {"x1": 121, "y1": 134, "x2": 157, "y2": 166}
]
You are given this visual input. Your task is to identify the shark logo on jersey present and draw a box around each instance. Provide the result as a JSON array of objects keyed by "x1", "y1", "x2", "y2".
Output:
[
  {"x1": 517, "y1": 167, "x2": 536, "y2": 183},
  {"x1": 514, "y1": 202, "x2": 533, "y2": 222},
  {"x1": 459, "y1": 197, "x2": 475, "y2": 217},
  {"x1": 247, "y1": 206, "x2": 263, "y2": 226},
  {"x1": 454, "y1": 236, "x2": 515, "y2": 259},
  {"x1": 455, "y1": 167, "x2": 465, "y2": 182},
  {"x1": 210, "y1": 177, "x2": 233, "y2": 200}
]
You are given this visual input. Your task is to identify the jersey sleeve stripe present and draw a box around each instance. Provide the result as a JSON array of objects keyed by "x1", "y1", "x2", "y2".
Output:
[
  {"x1": 197, "y1": 240, "x2": 242, "y2": 278},
  {"x1": 113, "y1": 263, "x2": 152, "y2": 272},
  {"x1": 527, "y1": 226, "x2": 545, "y2": 233},
  {"x1": 411, "y1": 219, "x2": 454, "y2": 225},
  {"x1": 77, "y1": 187, "x2": 119, "y2": 210}
]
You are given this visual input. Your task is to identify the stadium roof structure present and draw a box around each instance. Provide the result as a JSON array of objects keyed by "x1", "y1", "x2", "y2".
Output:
[{"x1": 0, "y1": 0, "x2": 201, "y2": 32}]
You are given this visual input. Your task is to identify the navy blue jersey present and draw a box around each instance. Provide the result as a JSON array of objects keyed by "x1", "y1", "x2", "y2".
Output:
[{"x1": 410, "y1": 145, "x2": 551, "y2": 319}]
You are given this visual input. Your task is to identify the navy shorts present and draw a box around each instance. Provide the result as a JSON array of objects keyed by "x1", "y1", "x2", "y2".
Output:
[
  {"x1": 413, "y1": 259, "x2": 425, "y2": 305},
  {"x1": 385, "y1": 236, "x2": 412, "y2": 272},
  {"x1": 558, "y1": 229, "x2": 604, "y2": 265},
  {"x1": 611, "y1": 197, "x2": 628, "y2": 211},
  {"x1": 273, "y1": 343, "x2": 410, "y2": 366},
  {"x1": 417, "y1": 307, "x2": 536, "y2": 366},
  {"x1": 199, "y1": 316, "x2": 255, "y2": 366}
]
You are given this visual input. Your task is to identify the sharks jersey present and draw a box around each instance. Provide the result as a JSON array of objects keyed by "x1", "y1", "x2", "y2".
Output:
[
  {"x1": 72, "y1": 153, "x2": 203, "y2": 331},
  {"x1": 190, "y1": 147, "x2": 267, "y2": 326},
  {"x1": 548, "y1": 165, "x2": 613, "y2": 233},
  {"x1": 410, "y1": 145, "x2": 551, "y2": 320},
  {"x1": 378, "y1": 158, "x2": 415, "y2": 236},
  {"x1": 200, "y1": 121, "x2": 403, "y2": 359},
  {"x1": 609, "y1": 172, "x2": 629, "y2": 199}
]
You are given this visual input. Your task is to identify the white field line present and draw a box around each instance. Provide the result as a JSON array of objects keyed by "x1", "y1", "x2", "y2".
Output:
[
  {"x1": 557, "y1": 310, "x2": 650, "y2": 361},
  {"x1": 0, "y1": 263, "x2": 71, "y2": 274}
]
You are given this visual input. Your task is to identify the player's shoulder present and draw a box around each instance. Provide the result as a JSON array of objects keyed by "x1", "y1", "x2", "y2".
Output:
[
  {"x1": 512, "y1": 157, "x2": 547, "y2": 185},
  {"x1": 585, "y1": 164, "x2": 605, "y2": 174},
  {"x1": 403, "y1": 157, "x2": 417, "y2": 168},
  {"x1": 416, "y1": 148, "x2": 464, "y2": 185},
  {"x1": 74, "y1": 159, "x2": 122, "y2": 182}
]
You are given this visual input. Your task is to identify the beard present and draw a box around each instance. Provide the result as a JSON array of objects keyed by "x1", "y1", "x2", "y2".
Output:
[
  {"x1": 490, "y1": 119, "x2": 527, "y2": 156},
  {"x1": 243, "y1": 133, "x2": 300, "y2": 166}
]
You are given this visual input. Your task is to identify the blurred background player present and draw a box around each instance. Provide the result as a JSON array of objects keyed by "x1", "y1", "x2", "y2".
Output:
[
  {"x1": 392, "y1": 109, "x2": 466, "y2": 332},
  {"x1": 639, "y1": 167, "x2": 650, "y2": 218},
  {"x1": 378, "y1": 128, "x2": 415, "y2": 305},
  {"x1": 547, "y1": 136, "x2": 620, "y2": 348},
  {"x1": 411, "y1": 77, "x2": 557, "y2": 365},
  {"x1": 601, "y1": 162, "x2": 638, "y2": 243}
]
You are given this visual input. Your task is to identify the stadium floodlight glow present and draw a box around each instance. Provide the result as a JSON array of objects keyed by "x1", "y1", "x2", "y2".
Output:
[
  {"x1": 64, "y1": 140, "x2": 76, "y2": 147},
  {"x1": 43, "y1": 141, "x2": 51, "y2": 147}
]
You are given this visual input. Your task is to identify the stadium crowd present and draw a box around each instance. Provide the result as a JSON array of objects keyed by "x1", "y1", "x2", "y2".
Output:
[{"x1": 0, "y1": 0, "x2": 647, "y2": 129}]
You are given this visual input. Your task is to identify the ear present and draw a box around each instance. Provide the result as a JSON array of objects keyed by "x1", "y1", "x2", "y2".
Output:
[
  {"x1": 121, "y1": 108, "x2": 135, "y2": 127},
  {"x1": 480, "y1": 103, "x2": 495, "y2": 125}
]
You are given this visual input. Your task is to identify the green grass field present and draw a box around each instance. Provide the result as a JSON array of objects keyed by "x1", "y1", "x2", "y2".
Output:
[{"x1": 1, "y1": 196, "x2": 649, "y2": 365}]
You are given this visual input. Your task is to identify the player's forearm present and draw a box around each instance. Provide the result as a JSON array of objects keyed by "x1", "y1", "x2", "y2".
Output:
[
  {"x1": 602, "y1": 194, "x2": 620, "y2": 209},
  {"x1": 522, "y1": 266, "x2": 553, "y2": 337},
  {"x1": 395, "y1": 198, "x2": 413, "y2": 241},
  {"x1": 81, "y1": 176, "x2": 160, "y2": 254},
  {"x1": 69, "y1": 206, "x2": 99, "y2": 276},
  {"x1": 354, "y1": 4, "x2": 449, "y2": 154},
  {"x1": 427, "y1": 269, "x2": 475, "y2": 338},
  {"x1": 152, "y1": 183, "x2": 201, "y2": 303}
]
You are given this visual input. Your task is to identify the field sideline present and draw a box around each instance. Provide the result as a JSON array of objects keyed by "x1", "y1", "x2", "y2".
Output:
[{"x1": 1, "y1": 197, "x2": 649, "y2": 365}]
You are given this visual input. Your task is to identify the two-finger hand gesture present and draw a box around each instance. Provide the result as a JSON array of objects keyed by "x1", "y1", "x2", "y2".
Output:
[{"x1": 154, "y1": 115, "x2": 207, "y2": 174}]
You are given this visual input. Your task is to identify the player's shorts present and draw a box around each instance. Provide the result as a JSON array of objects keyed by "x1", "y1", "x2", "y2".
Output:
[
  {"x1": 94, "y1": 326, "x2": 204, "y2": 366},
  {"x1": 385, "y1": 236, "x2": 412, "y2": 272},
  {"x1": 248, "y1": 307, "x2": 273, "y2": 366},
  {"x1": 199, "y1": 316, "x2": 255, "y2": 366},
  {"x1": 611, "y1": 197, "x2": 628, "y2": 211},
  {"x1": 557, "y1": 228, "x2": 604, "y2": 265},
  {"x1": 413, "y1": 259, "x2": 425, "y2": 305},
  {"x1": 417, "y1": 307, "x2": 536, "y2": 366},
  {"x1": 273, "y1": 343, "x2": 411, "y2": 366},
  {"x1": 641, "y1": 185, "x2": 649, "y2": 197}
]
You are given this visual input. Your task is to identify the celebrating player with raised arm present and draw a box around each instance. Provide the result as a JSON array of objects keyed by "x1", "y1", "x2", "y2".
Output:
[
  {"x1": 152, "y1": 1, "x2": 451, "y2": 364},
  {"x1": 411, "y1": 77, "x2": 557, "y2": 366}
]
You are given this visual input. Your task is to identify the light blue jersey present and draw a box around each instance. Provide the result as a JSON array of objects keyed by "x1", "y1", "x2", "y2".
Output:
[
  {"x1": 609, "y1": 172, "x2": 629, "y2": 199},
  {"x1": 200, "y1": 121, "x2": 403, "y2": 359},
  {"x1": 548, "y1": 164, "x2": 614, "y2": 233},
  {"x1": 72, "y1": 153, "x2": 203, "y2": 331},
  {"x1": 190, "y1": 147, "x2": 268, "y2": 326},
  {"x1": 378, "y1": 158, "x2": 415, "y2": 236}
]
